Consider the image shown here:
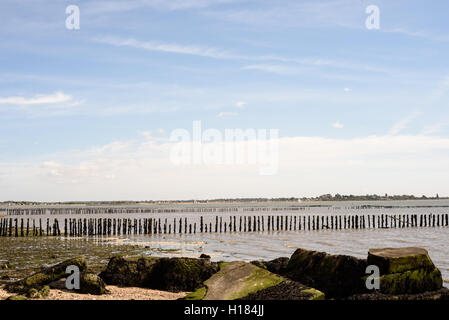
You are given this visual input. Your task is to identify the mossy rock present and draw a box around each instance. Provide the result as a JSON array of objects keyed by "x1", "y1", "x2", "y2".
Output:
[
  {"x1": 148, "y1": 257, "x2": 219, "y2": 292},
  {"x1": 239, "y1": 279, "x2": 326, "y2": 300},
  {"x1": 7, "y1": 257, "x2": 87, "y2": 293},
  {"x1": 202, "y1": 261, "x2": 284, "y2": 300},
  {"x1": 286, "y1": 248, "x2": 367, "y2": 298},
  {"x1": 379, "y1": 267, "x2": 442, "y2": 294},
  {"x1": 39, "y1": 285, "x2": 50, "y2": 298},
  {"x1": 368, "y1": 247, "x2": 436, "y2": 274},
  {"x1": 79, "y1": 273, "x2": 108, "y2": 295},
  {"x1": 100, "y1": 256, "x2": 219, "y2": 292},
  {"x1": 300, "y1": 288, "x2": 325, "y2": 300},
  {"x1": 99, "y1": 256, "x2": 160, "y2": 287},
  {"x1": 6, "y1": 295, "x2": 27, "y2": 300},
  {"x1": 183, "y1": 287, "x2": 207, "y2": 300},
  {"x1": 27, "y1": 288, "x2": 40, "y2": 299}
]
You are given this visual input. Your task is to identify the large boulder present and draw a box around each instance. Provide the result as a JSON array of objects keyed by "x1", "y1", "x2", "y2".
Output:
[
  {"x1": 149, "y1": 257, "x2": 219, "y2": 292},
  {"x1": 79, "y1": 273, "x2": 108, "y2": 295},
  {"x1": 100, "y1": 256, "x2": 219, "y2": 292},
  {"x1": 367, "y1": 247, "x2": 443, "y2": 294},
  {"x1": 262, "y1": 257, "x2": 290, "y2": 276},
  {"x1": 7, "y1": 257, "x2": 87, "y2": 293},
  {"x1": 286, "y1": 248, "x2": 367, "y2": 298},
  {"x1": 99, "y1": 256, "x2": 160, "y2": 287}
]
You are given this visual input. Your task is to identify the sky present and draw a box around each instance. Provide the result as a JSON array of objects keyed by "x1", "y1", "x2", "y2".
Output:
[{"x1": 1, "y1": 0, "x2": 449, "y2": 201}]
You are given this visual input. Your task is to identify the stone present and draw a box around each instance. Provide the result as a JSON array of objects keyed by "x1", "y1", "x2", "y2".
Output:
[
  {"x1": 286, "y1": 248, "x2": 367, "y2": 298},
  {"x1": 368, "y1": 247, "x2": 435, "y2": 274},
  {"x1": 39, "y1": 285, "x2": 50, "y2": 298},
  {"x1": 262, "y1": 257, "x2": 290, "y2": 276},
  {"x1": 201, "y1": 261, "x2": 284, "y2": 300},
  {"x1": 238, "y1": 280, "x2": 325, "y2": 300},
  {"x1": 27, "y1": 288, "x2": 40, "y2": 299},
  {"x1": 7, "y1": 257, "x2": 87, "y2": 293},
  {"x1": 99, "y1": 256, "x2": 160, "y2": 287},
  {"x1": 100, "y1": 256, "x2": 219, "y2": 292},
  {"x1": 79, "y1": 273, "x2": 108, "y2": 295},
  {"x1": 367, "y1": 247, "x2": 443, "y2": 294},
  {"x1": 149, "y1": 257, "x2": 219, "y2": 292}
]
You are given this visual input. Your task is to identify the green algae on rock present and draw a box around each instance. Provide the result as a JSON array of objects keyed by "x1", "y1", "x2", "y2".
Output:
[
  {"x1": 368, "y1": 247, "x2": 436, "y2": 274},
  {"x1": 367, "y1": 247, "x2": 443, "y2": 295},
  {"x1": 100, "y1": 256, "x2": 219, "y2": 292},
  {"x1": 79, "y1": 273, "x2": 108, "y2": 295},
  {"x1": 7, "y1": 257, "x2": 87, "y2": 293},
  {"x1": 201, "y1": 261, "x2": 284, "y2": 300},
  {"x1": 239, "y1": 279, "x2": 325, "y2": 300},
  {"x1": 286, "y1": 248, "x2": 367, "y2": 298}
]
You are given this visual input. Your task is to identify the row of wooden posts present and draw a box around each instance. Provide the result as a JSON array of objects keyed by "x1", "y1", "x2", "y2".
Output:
[{"x1": 0, "y1": 213, "x2": 448, "y2": 237}]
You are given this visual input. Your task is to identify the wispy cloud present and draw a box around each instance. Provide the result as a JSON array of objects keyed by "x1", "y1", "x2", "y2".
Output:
[
  {"x1": 235, "y1": 101, "x2": 247, "y2": 108},
  {"x1": 95, "y1": 36, "x2": 237, "y2": 59},
  {"x1": 94, "y1": 36, "x2": 391, "y2": 74},
  {"x1": 0, "y1": 91, "x2": 72, "y2": 105},
  {"x1": 388, "y1": 111, "x2": 422, "y2": 135}
]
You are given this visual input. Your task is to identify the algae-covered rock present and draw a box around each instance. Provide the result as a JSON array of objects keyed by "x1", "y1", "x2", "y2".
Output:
[
  {"x1": 99, "y1": 256, "x2": 160, "y2": 287},
  {"x1": 27, "y1": 288, "x2": 40, "y2": 299},
  {"x1": 368, "y1": 247, "x2": 435, "y2": 274},
  {"x1": 39, "y1": 285, "x2": 50, "y2": 298},
  {"x1": 149, "y1": 257, "x2": 219, "y2": 292},
  {"x1": 6, "y1": 295, "x2": 27, "y2": 300},
  {"x1": 286, "y1": 248, "x2": 367, "y2": 298},
  {"x1": 183, "y1": 287, "x2": 207, "y2": 300},
  {"x1": 379, "y1": 266, "x2": 442, "y2": 294},
  {"x1": 262, "y1": 257, "x2": 290, "y2": 276},
  {"x1": 79, "y1": 273, "x2": 108, "y2": 295},
  {"x1": 202, "y1": 261, "x2": 284, "y2": 300},
  {"x1": 367, "y1": 247, "x2": 443, "y2": 295},
  {"x1": 239, "y1": 279, "x2": 325, "y2": 300},
  {"x1": 7, "y1": 257, "x2": 87, "y2": 293},
  {"x1": 100, "y1": 256, "x2": 218, "y2": 292}
]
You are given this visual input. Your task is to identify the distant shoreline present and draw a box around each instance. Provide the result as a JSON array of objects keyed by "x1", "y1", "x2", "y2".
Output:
[{"x1": 1, "y1": 197, "x2": 448, "y2": 208}]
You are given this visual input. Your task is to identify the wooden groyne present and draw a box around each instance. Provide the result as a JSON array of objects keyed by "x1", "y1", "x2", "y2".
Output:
[{"x1": 0, "y1": 212, "x2": 448, "y2": 237}]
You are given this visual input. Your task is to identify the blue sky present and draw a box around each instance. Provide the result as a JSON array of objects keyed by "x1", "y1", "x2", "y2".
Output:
[{"x1": 1, "y1": 0, "x2": 449, "y2": 201}]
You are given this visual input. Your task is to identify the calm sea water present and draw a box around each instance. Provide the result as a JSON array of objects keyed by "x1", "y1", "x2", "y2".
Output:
[{"x1": 2, "y1": 200, "x2": 448, "y2": 286}]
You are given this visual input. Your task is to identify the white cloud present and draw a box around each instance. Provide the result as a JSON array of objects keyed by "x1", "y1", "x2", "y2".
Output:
[
  {"x1": 332, "y1": 121, "x2": 344, "y2": 129},
  {"x1": 0, "y1": 91, "x2": 72, "y2": 105},
  {"x1": 343, "y1": 88, "x2": 351, "y2": 92},
  {"x1": 388, "y1": 111, "x2": 421, "y2": 135}
]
